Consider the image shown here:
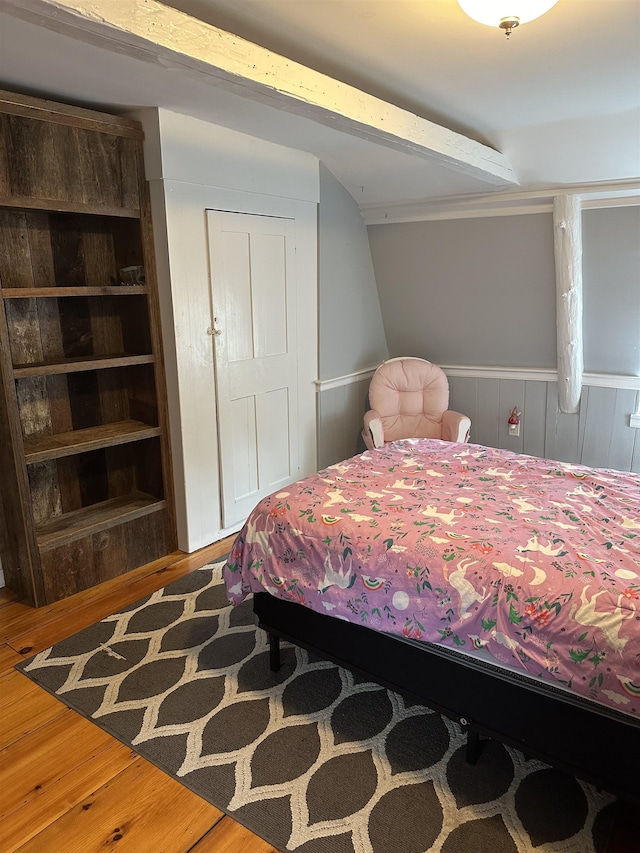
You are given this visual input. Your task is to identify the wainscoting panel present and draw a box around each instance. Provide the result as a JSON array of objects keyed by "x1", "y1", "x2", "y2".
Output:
[
  {"x1": 581, "y1": 386, "x2": 636, "y2": 470},
  {"x1": 545, "y1": 383, "x2": 580, "y2": 464},
  {"x1": 582, "y1": 386, "x2": 616, "y2": 466},
  {"x1": 317, "y1": 377, "x2": 371, "y2": 469},
  {"x1": 474, "y1": 378, "x2": 500, "y2": 449},
  {"x1": 448, "y1": 376, "x2": 478, "y2": 433},
  {"x1": 523, "y1": 380, "x2": 547, "y2": 459},
  {"x1": 634, "y1": 431, "x2": 640, "y2": 472},
  {"x1": 452, "y1": 377, "x2": 639, "y2": 472},
  {"x1": 609, "y1": 389, "x2": 639, "y2": 472},
  {"x1": 317, "y1": 371, "x2": 640, "y2": 473},
  {"x1": 497, "y1": 379, "x2": 526, "y2": 453}
]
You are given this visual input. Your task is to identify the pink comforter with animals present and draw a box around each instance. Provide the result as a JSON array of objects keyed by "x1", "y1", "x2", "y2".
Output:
[{"x1": 223, "y1": 439, "x2": 640, "y2": 716}]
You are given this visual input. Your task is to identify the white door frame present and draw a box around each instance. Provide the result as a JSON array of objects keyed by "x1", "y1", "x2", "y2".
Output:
[{"x1": 155, "y1": 181, "x2": 318, "y2": 551}]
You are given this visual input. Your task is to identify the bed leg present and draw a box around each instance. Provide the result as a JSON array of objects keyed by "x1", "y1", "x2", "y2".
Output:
[
  {"x1": 269, "y1": 633, "x2": 281, "y2": 672},
  {"x1": 465, "y1": 726, "x2": 481, "y2": 764}
]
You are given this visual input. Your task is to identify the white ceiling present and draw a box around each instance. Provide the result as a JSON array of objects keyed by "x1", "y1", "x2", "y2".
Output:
[{"x1": 0, "y1": 0, "x2": 638, "y2": 206}]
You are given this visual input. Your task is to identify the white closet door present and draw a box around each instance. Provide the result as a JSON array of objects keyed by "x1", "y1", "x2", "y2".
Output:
[{"x1": 207, "y1": 210, "x2": 299, "y2": 528}]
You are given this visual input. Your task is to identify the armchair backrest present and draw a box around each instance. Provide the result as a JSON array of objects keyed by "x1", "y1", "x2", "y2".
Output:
[{"x1": 368, "y1": 357, "x2": 450, "y2": 441}]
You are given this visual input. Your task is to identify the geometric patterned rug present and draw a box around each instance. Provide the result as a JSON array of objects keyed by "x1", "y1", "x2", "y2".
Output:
[{"x1": 17, "y1": 560, "x2": 620, "y2": 853}]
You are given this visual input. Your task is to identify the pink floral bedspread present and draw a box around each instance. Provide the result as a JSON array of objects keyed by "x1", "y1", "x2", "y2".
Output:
[{"x1": 223, "y1": 439, "x2": 640, "y2": 716}]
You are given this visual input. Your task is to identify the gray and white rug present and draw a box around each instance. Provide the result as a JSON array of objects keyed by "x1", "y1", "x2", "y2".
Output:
[{"x1": 18, "y1": 560, "x2": 619, "y2": 853}]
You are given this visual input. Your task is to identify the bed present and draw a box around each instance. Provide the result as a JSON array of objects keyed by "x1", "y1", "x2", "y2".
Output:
[{"x1": 223, "y1": 438, "x2": 640, "y2": 803}]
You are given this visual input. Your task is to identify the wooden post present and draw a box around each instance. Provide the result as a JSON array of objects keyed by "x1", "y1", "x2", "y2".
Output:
[{"x1": 553, "y1": 194, "x2": 583, "y2": 414}]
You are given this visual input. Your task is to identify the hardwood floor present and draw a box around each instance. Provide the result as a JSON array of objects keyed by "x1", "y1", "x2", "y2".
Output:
[
  {"x1": 0, "y1": 537, "x2": 280, "y2": 853},
  {"x1": 1, "y1": 542, "x2": 635, "y2": 853}
]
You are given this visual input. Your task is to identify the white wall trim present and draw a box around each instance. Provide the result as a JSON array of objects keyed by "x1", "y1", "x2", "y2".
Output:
[
  {"x1": 581, "y1": 195, "x2": 640, "y2": 211},
  {"x1": 315, "y1": 367, "x2": 378, "y2": 393},
  {"x1": 316, "y1": 364, "x2": 640, "y2": 392},
  {"x1": 442, "y1": 366, "x2": 640, "y2": 390},
  {"x1": 362, "y1": 181, "x2": 640, "y2": 225},
  {"x1": 364, "y1": 203, "x2": 553, "y2": 224},
  {"x1": 582, "y1": 373, "x2": 640, "y2": 391},
  {"x1": 441, "y1": 365, "x2": 558, "y2": 382}
]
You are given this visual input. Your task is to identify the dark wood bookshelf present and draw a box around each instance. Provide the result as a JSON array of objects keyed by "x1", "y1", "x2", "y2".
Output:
[
  {"x1": 36, "y1": 492, "x2": 168, "y2": 552},
  {"x1": 13, "y1": 353, "x2": 155, "y2": 378},
  {"x1": 0, "y1": 195, "x2": 140, "y2": 218},
  {"x1": 2, "y1": 286, "x2": 149, "y2": 298},
  {"x1": 0, "y1": 89, "x2": 176, "y2": 606},
  {"x1": 24, "y1": 420, "x2": 162, "y2": 463}
]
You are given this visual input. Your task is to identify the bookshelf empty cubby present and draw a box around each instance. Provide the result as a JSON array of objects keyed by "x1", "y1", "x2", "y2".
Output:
[{"x1": 0, "y1": 90, "x2": 176, "y2": 606}]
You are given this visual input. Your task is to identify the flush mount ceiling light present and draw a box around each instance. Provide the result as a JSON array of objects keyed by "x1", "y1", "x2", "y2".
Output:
[{"x1": 458, "y1": 0, "x2": 559, "y2": 37}]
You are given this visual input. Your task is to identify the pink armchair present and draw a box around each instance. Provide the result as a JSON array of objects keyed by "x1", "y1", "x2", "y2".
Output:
[{"x1": 361, "y1": 357, "x2": 471, "y2": 451}]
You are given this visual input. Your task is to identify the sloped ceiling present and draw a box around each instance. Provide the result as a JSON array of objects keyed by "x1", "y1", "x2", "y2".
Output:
[{"x1": 0, "y1": 0, "x2": 638, "y2": 206}]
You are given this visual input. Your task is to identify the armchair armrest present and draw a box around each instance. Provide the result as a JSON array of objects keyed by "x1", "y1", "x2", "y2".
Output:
[
  {"x1": 442, "y1": 410, "x2": 471, "y2": 443},
  {"x1": 362, "y1": 409, "x2": 385, "y2": 450}
]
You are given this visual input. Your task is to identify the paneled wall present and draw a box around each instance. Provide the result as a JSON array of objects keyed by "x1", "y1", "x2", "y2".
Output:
[
  {"x1": 448, "y1": 376, "x2": 640, "y2": 471},
  {"x1": 317, "y1": 371, "x2": 640, "y2": 474},
  {"x1": 317, "y1": 376, "x2": 371, "y2": 469}
]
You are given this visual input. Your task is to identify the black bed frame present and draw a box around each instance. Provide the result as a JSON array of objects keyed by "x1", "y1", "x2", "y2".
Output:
[{"x1": 254, "y1": 592, "x2": 640, "y2": 805}]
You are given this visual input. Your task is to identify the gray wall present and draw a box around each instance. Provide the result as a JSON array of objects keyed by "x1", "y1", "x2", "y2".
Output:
[
  {"x1": 318, "y1": 164, "x2": 388, "y2": 380},
  {"x1": 367, "y1": 207, "x2": 640, "y2": 376},
  {"x1": 583, "y1": 206, "x2": 640, "y2": 375},
  {"x1": 367, "y1": 213, "x2": 557, "y2": 368},
  {"x1": 321, "y1": 203, "x2": 639, "y2": 474},
  {"x1": 317, "y1": 164, "x2": 388, "y2": 467},
  {"x1": 316, "y1": 199, "x2": 639, "y2": 472}
]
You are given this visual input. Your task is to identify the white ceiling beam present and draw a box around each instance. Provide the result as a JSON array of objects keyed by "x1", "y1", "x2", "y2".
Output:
[{"x1": 3, "y1": 0, "x2": 518, "y2": 188}]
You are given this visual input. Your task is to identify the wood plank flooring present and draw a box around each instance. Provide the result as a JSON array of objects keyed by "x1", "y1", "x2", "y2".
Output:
[
  {"x1": 0, "y1": 539, "x2": 635, "y2": 853},
  {"x1": 0, "y1": 537, "x2": 280, "y2": 853}
]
